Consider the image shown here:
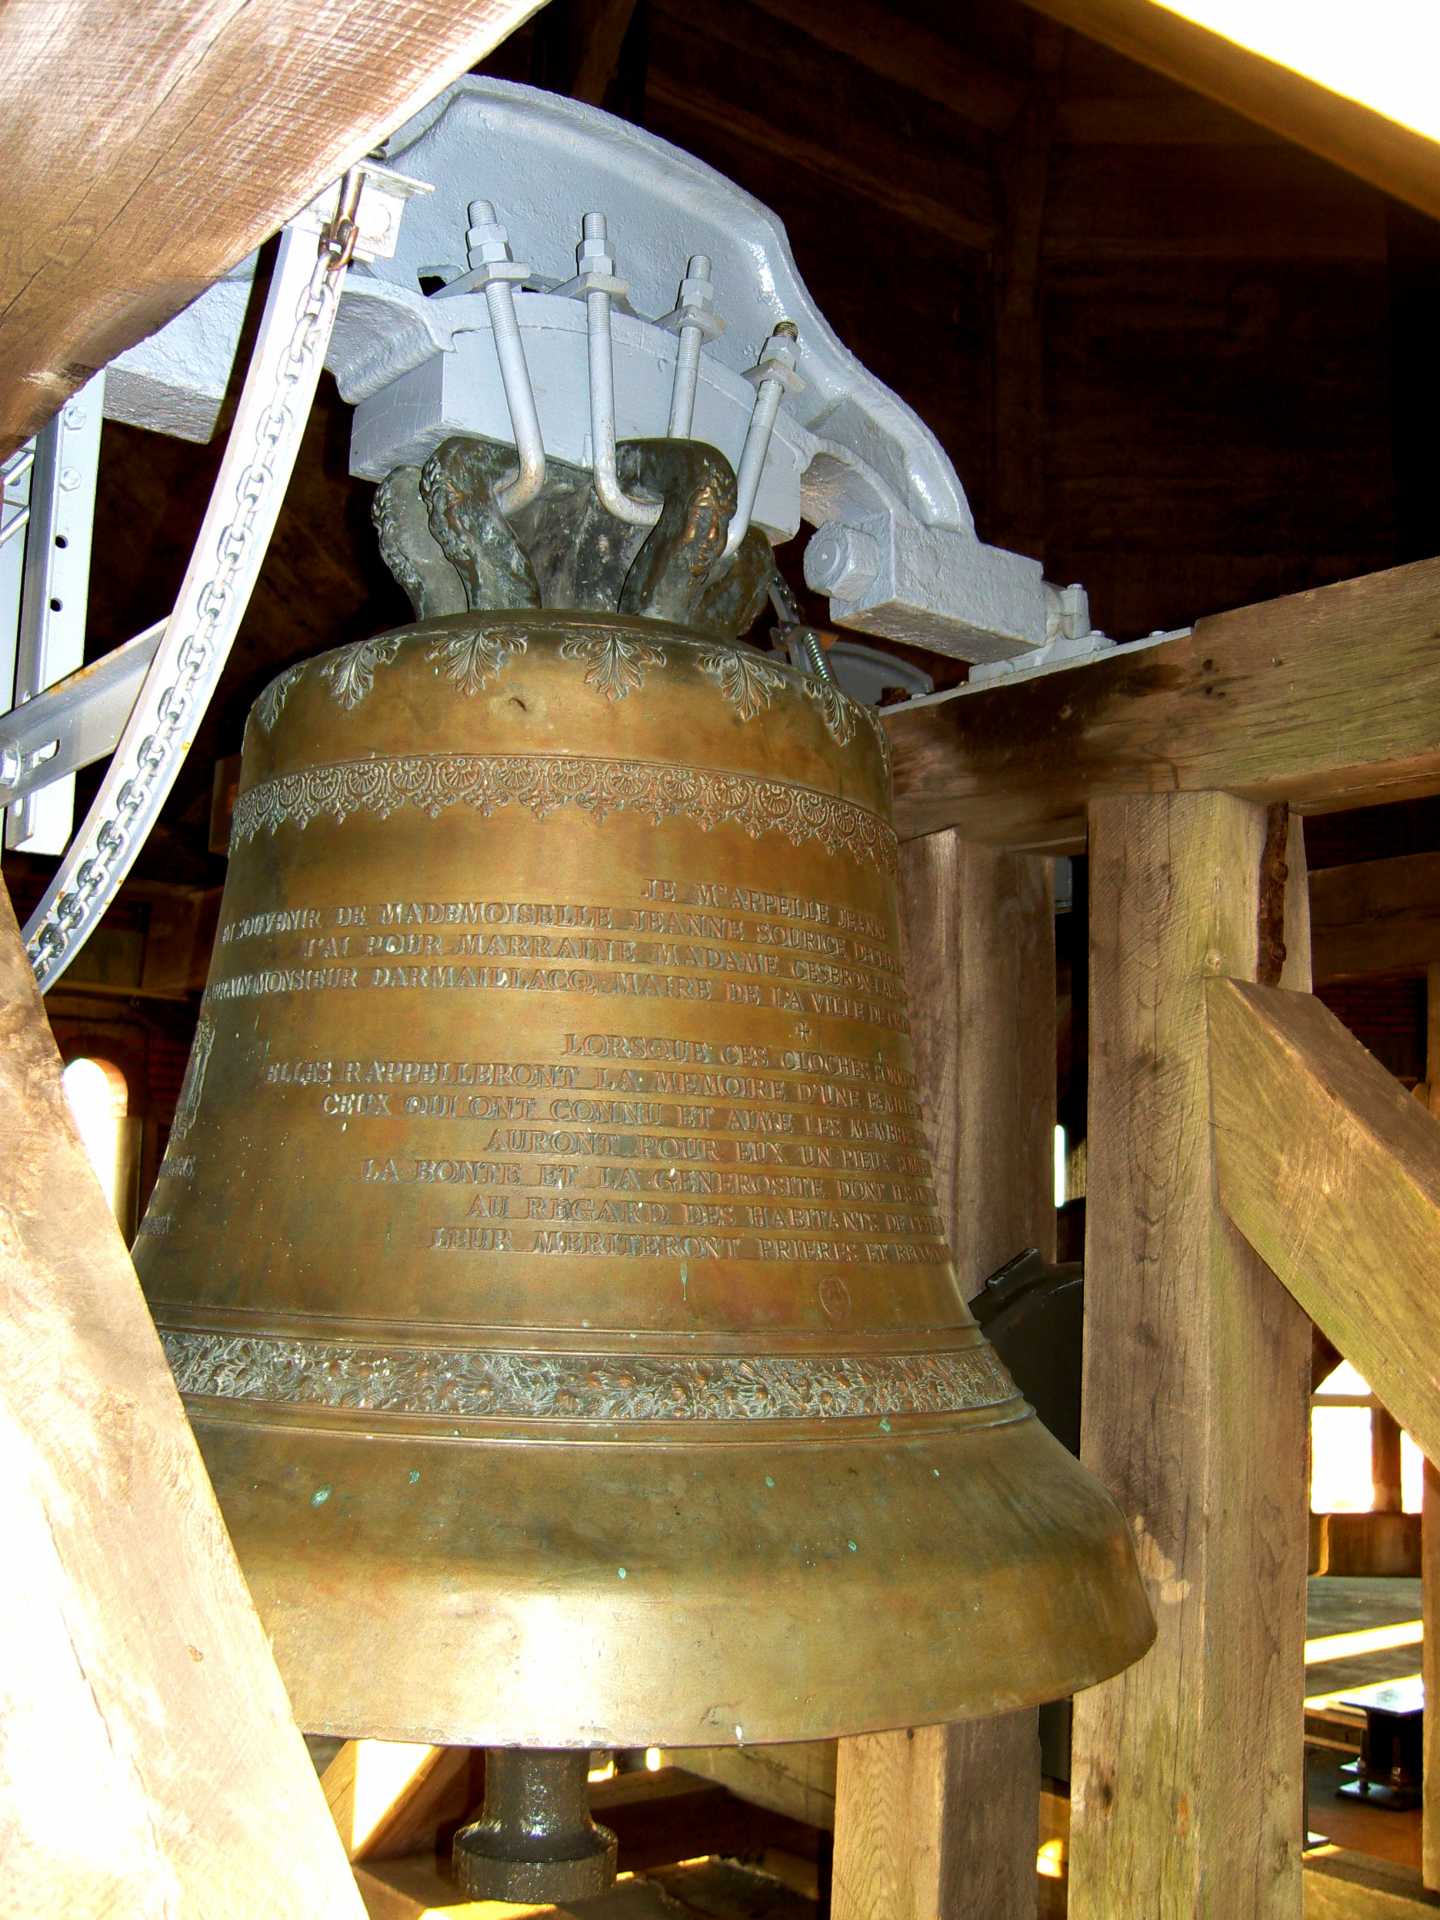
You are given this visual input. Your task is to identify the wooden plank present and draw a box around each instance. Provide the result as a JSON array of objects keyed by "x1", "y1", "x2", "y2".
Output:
[
  {"x1": 1068, "y1": 796, "x2": 1311, "y2": 1918},
  {"x1": 993, "y1": 1793, "x2": 1440, "y2": 1915},
  {"x1": 1209, "y1": 975, "x2": 1440, "y2": 1468},
  {"x1": 0, "y1": 882, "x2": 364, "y2": 1918},
  {"x1": 1427, "y1": 1455, "x2": 1440, "y2": 1891},
  {"x1": 1305, "y1": 1849, "x2": 1440, "y2": 1917},
  {"x1": 990, "y1": 23, "x2": 1064, "y2": 563},
  {"x1": 322, "y1": 1738, "x2": 477, "y2": 1863},
  {"x1": 0, "y1": 0, "x2": 547, "y2": 455},
  {"x1": 592, "y1": 1766, "x2": 823, "y2": 1874},
  {"x1": 662, "y1": 1741, "x2": 837, "y2": 1831},
  {"x1": 556, "y1": 0, "x2": 641, "y2": 107},
  {"x1": 1018, "y1": 0, "x2": 1440, "y2": 224},
  {"x1": 832, "y1": 831, "x2": 1055, "y2": 1920},
  {"x1": 898, "y1": 832, "x2": 1058, "y2": 1271},
  {"x1": 1426, "y1": 964, "x2": 1440, "y2": 1893},
  {"x1": 1373, "y1": 1407, "x2": 1405, "y2": 1514},
  {"x1": 357, "y1": 1854, "x2": 817, "y2": 1918},
  {"x1": 352, "y1": 1853, "x2": 618, "y2": 1917},
  {"x1": 834, "y1": 1725, "x2": 1032, "y2": 1920},
  {"x1": 744, "y1": 0, "x2": 1023, "y2": 132},
  {"x1": 886, "y1": 557, "x2": 1440, "y2": 851},
  {"x1": 1045, "y1": 142, "x2": 1388, "y2": 264},
  {"x1": 1310, "y1": 853, "x2": 1440, "y2": 983},
  {"x1": 644, "y1": 1859, "x2": 818, "y2": 1916},
  {"x1": 644, "y1": 75, "x2": 994, "y2": 253}
]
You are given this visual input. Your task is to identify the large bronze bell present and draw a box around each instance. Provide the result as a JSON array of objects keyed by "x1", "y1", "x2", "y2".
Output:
[{"x1": 134, "y1": 438, "x2": 1152, "y2": 1898}]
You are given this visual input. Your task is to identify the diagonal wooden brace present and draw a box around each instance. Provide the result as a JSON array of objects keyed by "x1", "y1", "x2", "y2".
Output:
[
  {"x1": 0, "y1": 881, "x2": 363, "y2": 1917},
  {"x1": 1208, "y1": 973, "x2": 1440, "y2": 1466}
]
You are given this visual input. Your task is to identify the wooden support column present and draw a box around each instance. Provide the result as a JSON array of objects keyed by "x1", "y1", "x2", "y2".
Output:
[
  {"x1": 1372, "y1": 1407, "x2": 1405, "y2": 1514},
  {"x1": 0, "y1": 885, "x2": 364, "y2": 1917},
  {"x1": 1067, "y1": 794, "x2": 1311, "y2": 1920},
  {"x1": 832, "y1": 831, "x2": 1054, "y2": 1920},
  {"x1": 988, "y1": 21, "x2": 1063, "y2": 565},
  {"x1": 1423, "y1": 962, "x2": 1440, "y2": 1893}
]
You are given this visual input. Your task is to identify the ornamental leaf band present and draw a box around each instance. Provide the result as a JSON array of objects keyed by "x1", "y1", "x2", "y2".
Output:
[
  {"x1": 159, "y1": 1328, "x2": 1018, "y2": 1423},
  {"x1": 231, "y1": 751, "x2": 899, "y2": 873}
]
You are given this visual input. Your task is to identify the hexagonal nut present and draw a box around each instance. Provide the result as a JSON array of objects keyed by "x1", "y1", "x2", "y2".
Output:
[
  {"x1": 466, "y1": 218, "x2": 513, "y2": 264},
  {"x1": 676, "y1": 271, "x2": 715, "y2": 308},
  {"x1": 805, "y1": 522, "x2": 881, "y2": 600},
  {"x1": 658, "y1": 301, "x2": 725, "y2": 341}
]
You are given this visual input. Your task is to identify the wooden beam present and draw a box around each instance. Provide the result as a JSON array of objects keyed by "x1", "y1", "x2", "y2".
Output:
[
  {"x1": 662, "y1": 1741, "x2": 837, "y2": 1831},
  {"x1": 0, "y1": 0, "x2": 548, "y2": 455},
  {"x1": 1425, "y1": 964, "x2": 1440, "y2": 1893},
  {"x1": 832, "y1": 833, "x2": 1055, "y2": 1920},
  {"x1": 570, "y1": 0, "x2": 640, "y2": 106},
  {"x1": 645, "y1": 74, "x2": 995, "y2": 253},
  {"x1": 1305, "y1": 1849, "x2": 1440, "y2": 1917},
  {"x1": 899, "y1": 834, "x2": 1058, "y2": 1269},
  {"x1": 1372, "y1": 1405, "x2": 1405, "y2": 1514},
  {"x1": 528, "y1": 0, "x2": 640, "y2": 109},
  {"x1": 1018, "y1": 0, "x2": 1440, "y2": 225},
  {"x1": 744, "y1": 0, "x2": 1024, "y2": 133},
  {"x1": 1019, "y1": 1794, "x2": 1440, "y2": 1915},
  {"x1": 355, "y1": 1853, "x2": 817, "y2": 1918},
  {"x1": 886, "y1": 557, "x2": 1440, "y2": 851},
  {"x1": 593, "y1": 1766, "x2": 823, "y2": 1875},
  {"x1": 322, "y1": 1739, "x2": 477, "y2": 1863},
  {"x1": 1209, "y1": 974, "x2": 1440, "y2": 1477},
  {"x1": 1068, "y1": 796, "x2": 1310, "y2": 1916},
  {"x1": 1426, "y1": 1453, "x2": 1440, "y2": 1890},
  {"x1": 989, "y1": 23, "x2": 1065, "y2": 564},
  {"x1": 0, "y1": 882, "x2": 364, "y2": 1916},
  {"x1": 1310, "y1": 852, "x2": 1440, "y2": 983}
]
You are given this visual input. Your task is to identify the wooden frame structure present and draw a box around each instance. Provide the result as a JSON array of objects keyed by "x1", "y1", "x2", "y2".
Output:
[
  {"x1": 870, "y1": 556, "x2": 1440, "y2": 1918},
  {"x1": 11, "y1": 556, "x2": 1440, "y2": 1916},
  {"x1": 5, "y1": 0, "x2": 1440, "y2": 1901}
]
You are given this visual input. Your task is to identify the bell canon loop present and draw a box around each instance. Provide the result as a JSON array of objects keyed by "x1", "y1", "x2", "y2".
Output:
[{"x1": 135, "y1": 597, "x2": 1152, "y2": 1764}]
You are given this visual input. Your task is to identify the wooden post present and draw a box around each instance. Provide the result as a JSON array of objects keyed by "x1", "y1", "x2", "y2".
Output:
[
  {"x1": 1423, "y1": 963, "x2": 1440, "y2": 1893},
  {"x1": 1067, "y1": 794, "x2": 1311, "y2": 1919},
  {"x1": 1427, "y1": 1454, "x2": 1440, "y2": 1892},
  {"x1": 0, "y1": 886, "x2": 364, "y2": 1917},
  {"x1": 1373, "y1": 1408, "x2": 1405, "y2": 1514},
  {"x1": 832, "y1": 830, "x2": 1054, "y2": 1920}
]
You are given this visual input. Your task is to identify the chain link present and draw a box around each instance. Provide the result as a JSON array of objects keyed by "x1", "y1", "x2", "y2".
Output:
[{"x1": 28, "y1": 205, "x2": 355, "y2": 984}]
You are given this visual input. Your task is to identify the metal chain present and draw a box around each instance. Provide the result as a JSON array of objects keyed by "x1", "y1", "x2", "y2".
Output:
[{"x1": 25, "y1": 201, "x2": 357, "y2": 987}]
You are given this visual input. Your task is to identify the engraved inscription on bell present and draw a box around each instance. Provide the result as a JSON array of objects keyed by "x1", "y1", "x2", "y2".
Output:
[{"x1": 141, "y1": 617, "x2": 968, "y2": 1406}]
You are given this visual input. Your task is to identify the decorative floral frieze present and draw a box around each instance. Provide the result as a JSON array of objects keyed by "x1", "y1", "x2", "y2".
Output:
[
  {"x1": 160, "y1": 1328, "x2": 1017, "y2": 1422},
  {"x1": 230, "y1": 752, "x2": 899, "y2": 872}
]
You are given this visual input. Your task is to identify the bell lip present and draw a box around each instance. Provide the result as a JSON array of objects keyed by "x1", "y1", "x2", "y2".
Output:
[
  {"x1": 196, "y1": 1411, "x2": 1156, "y2": 1750},
  {"x1": 295, "y1": 1628, "x2": 1157, "y2": 1750}
]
